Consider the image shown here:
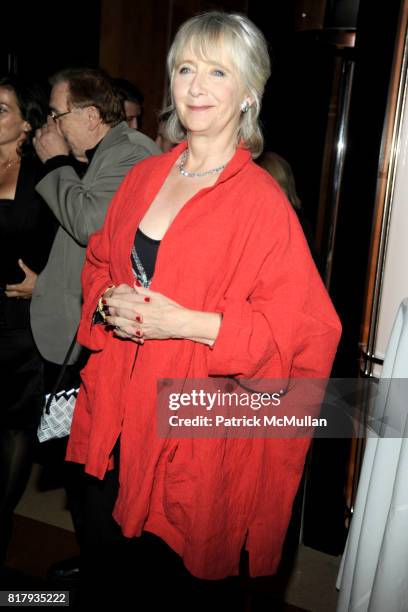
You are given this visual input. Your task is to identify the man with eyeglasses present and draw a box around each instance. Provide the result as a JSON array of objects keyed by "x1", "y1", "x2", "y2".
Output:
[
  {"x1": 30, "y1": 66, "x2": 159, "y2": 367},
  {"x1": 23, "y1": 67, "x2": 159, "y2": 590}
]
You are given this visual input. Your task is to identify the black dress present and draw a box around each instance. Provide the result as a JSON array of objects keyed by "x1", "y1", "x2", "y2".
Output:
[
  {"x1": 132, "y1": 227, "x2": 161, "y2": 283},
  {"x1": 0, "y1": 155, "x2": 57, "y2": 430}
]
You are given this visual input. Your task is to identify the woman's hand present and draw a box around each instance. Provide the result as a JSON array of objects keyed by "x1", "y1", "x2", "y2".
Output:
[
  {"x1": 5, "y1": 260, "x2": 38, "y2": 299},
  {"x1": 103, "y1": 284, "x2": 183, "y2": 344},
  {"x1": 104, "y1": 284, "x2": 221, "y2": 346}
]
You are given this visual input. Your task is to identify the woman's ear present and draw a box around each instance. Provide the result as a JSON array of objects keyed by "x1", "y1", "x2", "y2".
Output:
[
  {"x1": 246, "y1": 95, "x2": 255, "y2": 109},
  {"x1": 240, "y1": 96, "x2": 255, "y2": 113}
]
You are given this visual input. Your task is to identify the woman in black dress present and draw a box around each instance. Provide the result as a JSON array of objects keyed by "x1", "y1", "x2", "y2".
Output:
[{"x1": 0, "y1": 75, "x2": 57, "y2": 570}]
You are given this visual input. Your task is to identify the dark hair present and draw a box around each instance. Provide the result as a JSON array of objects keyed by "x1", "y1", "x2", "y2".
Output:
[
  {"x1": 113, "y1": 78, "x2": 144, "y2": 105},
  {"x1": 50, "y1": 67, "x2": 125, "y2": 126},
  {"x1": 0, "y1": 75, "x2": 48, "y2": 157}
]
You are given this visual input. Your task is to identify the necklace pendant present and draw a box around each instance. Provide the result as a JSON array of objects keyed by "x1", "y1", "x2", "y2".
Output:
[{"x1": 0, "y1": 158, "x2": 20, "y2": 173}]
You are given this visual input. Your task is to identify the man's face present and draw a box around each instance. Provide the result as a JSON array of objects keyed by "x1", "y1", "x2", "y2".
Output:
[
  {"x1": 49, "y1": 82, "x2": 94, "y2": 159},
  {"x1": 124, "y1": 100, "x2": 140, "y2": 129}
]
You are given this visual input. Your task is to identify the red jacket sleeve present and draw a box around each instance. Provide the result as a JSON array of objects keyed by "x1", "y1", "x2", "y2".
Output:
[
  {"x1": 77, "y1": 170, "x2": 135, "y2": 352},
  {"x1": 207, "y1": 194, "x2": 341, "y2": 380}
]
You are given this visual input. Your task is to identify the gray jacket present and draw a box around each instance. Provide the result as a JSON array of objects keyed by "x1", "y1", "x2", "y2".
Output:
[{"x1": 30, "y1": 122, "x2": 160, "y2": 364}]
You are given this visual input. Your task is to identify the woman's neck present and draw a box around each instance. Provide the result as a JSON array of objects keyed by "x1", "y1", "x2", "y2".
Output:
[
  {"x1": 0, "y1": 143, "x2": 20, "y2": 164},
  {"x1": 183, "y1": 134, "x2": 237, "y2": 173}
]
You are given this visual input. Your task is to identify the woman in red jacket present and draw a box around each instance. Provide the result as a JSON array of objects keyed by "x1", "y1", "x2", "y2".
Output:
[{"x1": 68, "y1": 10, "x2": 341, "y2": 609}]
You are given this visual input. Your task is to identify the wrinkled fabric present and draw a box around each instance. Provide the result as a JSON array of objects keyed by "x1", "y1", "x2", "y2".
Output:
[{"x1": 66, "y1": 142, "x2": 341, "y2": 579}]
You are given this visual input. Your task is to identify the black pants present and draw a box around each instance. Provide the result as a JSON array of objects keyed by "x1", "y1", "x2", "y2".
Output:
[{"x1": 80, "y1": 441, "x2": 245, "y2": 611}]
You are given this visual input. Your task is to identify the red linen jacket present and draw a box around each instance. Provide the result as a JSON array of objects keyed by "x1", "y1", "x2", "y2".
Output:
[{"x1": 66, "y1": 142, "x2": 341, "y2": 579}]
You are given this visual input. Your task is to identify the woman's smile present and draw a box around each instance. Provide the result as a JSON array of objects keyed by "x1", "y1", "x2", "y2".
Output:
[{"x1": 187, "y1": 105, "x2": 214, "y2": 111}]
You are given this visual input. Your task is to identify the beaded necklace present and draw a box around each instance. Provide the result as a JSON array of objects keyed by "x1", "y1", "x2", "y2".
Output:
[{"x1": 178, "y1": 150, "x2": 225, "y2": 178}]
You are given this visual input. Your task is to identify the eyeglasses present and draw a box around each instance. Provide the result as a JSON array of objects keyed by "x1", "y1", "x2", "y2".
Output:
[{"x1": 49, "y1": 110, "x2": 71, "y2": 122}]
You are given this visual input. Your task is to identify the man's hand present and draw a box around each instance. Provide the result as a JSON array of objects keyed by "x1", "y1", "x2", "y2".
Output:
[
  {"x1": 5, "y1": 259, "x2": 38, "y2": 299},
  {"x1": 33, "y1": 117, "x2": 70, "y2": 162}
]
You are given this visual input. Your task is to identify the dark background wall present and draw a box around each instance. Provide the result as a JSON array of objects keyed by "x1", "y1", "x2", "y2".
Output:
[
  {"x1": 99, "y1": 0, "x2": 248, "y2": 137},
  {"x1": 2, "y1": 2, "x2": 101, "y2": 94}
]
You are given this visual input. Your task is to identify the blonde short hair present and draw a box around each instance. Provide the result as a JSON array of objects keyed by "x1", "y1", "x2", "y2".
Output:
[{"x1": 162, "y1": 11, "x2": 271, "y2": 158}]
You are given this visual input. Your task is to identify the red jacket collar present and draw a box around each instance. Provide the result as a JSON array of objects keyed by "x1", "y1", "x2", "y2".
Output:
[{"x1": 164, "y1": 141, "x2": 253, "y2": 185}]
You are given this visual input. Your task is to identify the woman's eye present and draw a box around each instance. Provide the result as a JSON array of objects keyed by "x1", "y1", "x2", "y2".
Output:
[
  {"x1": 212, "y1": 69, "x2": 225, "y2": 77},
  {"x1": 179, "y1": 66, "x2": 191, "y2": 74}
]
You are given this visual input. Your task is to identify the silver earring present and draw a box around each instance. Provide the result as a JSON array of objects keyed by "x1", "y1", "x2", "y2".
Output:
[{"x1": 241, "y1": 101, "x2": 249, "y2": 113}]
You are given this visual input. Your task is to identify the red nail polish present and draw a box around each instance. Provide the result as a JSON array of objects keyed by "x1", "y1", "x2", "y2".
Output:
[
  {"x1": 135, "y1": 280, "x2": 142, "y2": 287},
  {"x1": 102, "y1": 299, "x2": 107, "y2": 305},
  {"x1": 136, "y1": 316, "x2": 142, "y2": 322},
  {"x1": 136, "y1": 330, "x2": 142, "y2": 337},
  {"x1": 144, "y1": 297, "x2": 150, "y2": 303}
]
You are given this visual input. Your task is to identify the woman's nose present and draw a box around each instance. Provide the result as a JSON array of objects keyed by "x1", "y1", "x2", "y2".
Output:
[{"x1": 188, "y1": 71, "x2": 207, "y2": 96}]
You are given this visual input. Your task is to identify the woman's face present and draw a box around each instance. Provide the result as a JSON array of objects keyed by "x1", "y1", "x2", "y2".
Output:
[
  {"x1": 0, "y1": 86, "x2": 29, "y2": 150},
  {"x1": 172, "y1": 44, "x2": 247, "y2": 142}
]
